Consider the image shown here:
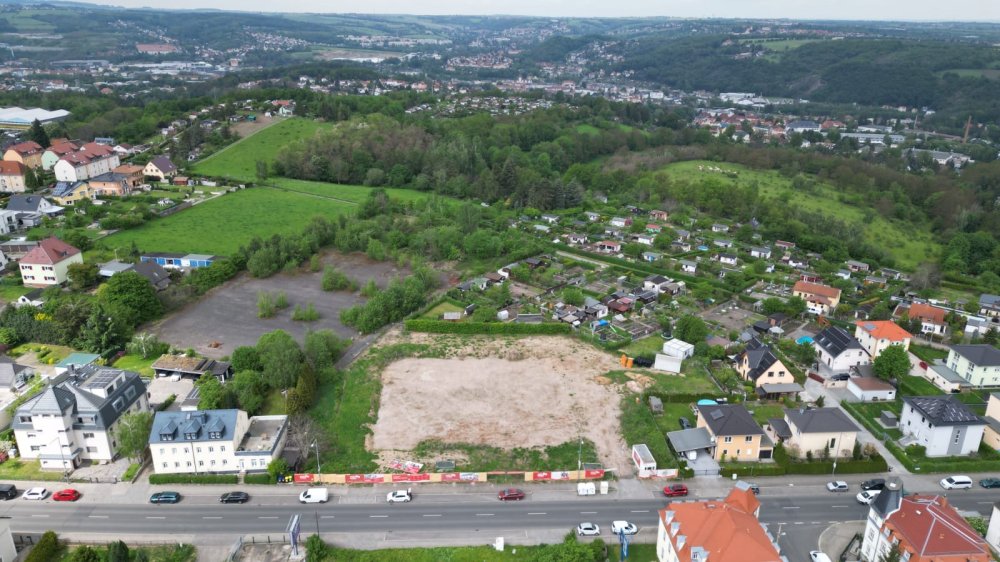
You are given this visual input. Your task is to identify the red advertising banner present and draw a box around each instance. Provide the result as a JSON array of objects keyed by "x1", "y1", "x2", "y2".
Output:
[
  {"x1": 391, "y1": 473, "x2": 431, "y2": 483},
  {"x1": 345, "y1": 474, "x2": 385, "y2": 484},
  {"x1": 293, "y1": 473, "x2": 315, "y2": 484},
  {"x1": 584, "y1": 469, "x2": 605, "y2": 479},
  {"x1": 440, "y1": 472, "x2": 480, "y2": 482}
]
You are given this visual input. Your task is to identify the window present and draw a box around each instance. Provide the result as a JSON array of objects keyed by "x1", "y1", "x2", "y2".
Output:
[
  {"x1": 125, "y1": 387, "x2": 137, "y2": 400},
  {"x1": 26, "y1": 433, "x2": 36, "y2": 438},
  {"x1": 199, "y1": 461, "x2": 204, "y2": 466},
  {"x1": 183, "y1": 448, "x2": 189, "y2": 454},
  {"x1": 112, "y1": 398, "x2": 124, "y2": 412},
  {"x1": 210, "y1": 460, "x2": 216, "y2": 466},
  {"x1": 29, "y1": 446, "x2": 39, "y2": 452},
  {"x1": 187, "y1": 461, "x2": 192, "y2": 466},
  {"x1": 171, "y1": 448, "x2": 177, "y2": 454},
  {"x1": 222, "y1": 460, "x2": 227, "y2": 465},
  {"x1": 19, "y1": 416, "x2": 31, "y2": 423},
  {"x1": 82, "y1": 432, "x2": 95, "y2": 439},
  {"x1": 86, "y1": 446, "x2": 97, "y2": 453},
  {"x1": 209, "y1": 431, "x2": 222, "y2": 439},
  {"x1": 162, "y1": 463, "x2": 168, "y2": 468},
  {"x1": 174, "y1": 462, "x2": 179, "y2": 467},
  {"x1": 196, "y1": 447, "x2": 202, "y2": 453},
  {"x1": 208, "y1": 447, "x2": 214, "y2": 453},
  {"x1": 159, "y1": 448, "x2": 164, "y2": 454},
  {"x1": 723, "y1": 436, "x2": 732, "y2": 443},
  {"x1": 745, "y1": 436, "x2": 753, "y2": 443}
]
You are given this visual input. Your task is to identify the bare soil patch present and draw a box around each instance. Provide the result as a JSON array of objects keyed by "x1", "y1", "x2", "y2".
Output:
[
  {"x1": 370, "y1": 335, "x2": 631, "y2": 471},
  {"x1": 230, "y1": 113, "x2": 275, "y2": 138}
]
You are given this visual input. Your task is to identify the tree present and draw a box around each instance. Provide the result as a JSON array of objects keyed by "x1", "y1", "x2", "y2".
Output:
[
  {"x1": 982, "y1": 328, "x2": 998, "y2": 345},
  {"x1": 28, "y1": 118, "x2": 50, "y2": 148},
  {"x1": 67, "y1": 262, "x2": 99, "y2": 291},
  {"x1": 230, "y1": 370, "x2": 265, "y2": 415},
  {"x1": 72, "y1": 545, "x2": 102, "y2": 562},
  {"x1": 877, "y1": 544, "x2": 902, "y2": 562},
  {"x1": 106, "y1": 541, "x2": 130, "y2": 562},
  {"x1": 99, "y1": 271, "x2": 163, "y2": 326},
  {"x1": 230, "y1": 345, "x2": 262, "y2": 372},
  {"x1": 872, "y1": 345, "x2": 911, "y2": 381},
  {"x1": 674, "y1": 315, "x2": 708, "y2": 345},
  {"x1": 126, "y1": 332, "x2": 168, "y2": 359},
  {"x1": 256, "y1": 330, "x2": 304, "y2": 390},
  {"x1": 196, "y1": 373, "x2": 235, "y2": 410},
  {"x1": 267, "y1": 458, "x2": 288, "y2": 482},
  {"x1": 255, "y1": 159, "x2": 269, "y2": 180},
  {"x1": 114, "y1": 411, "x2": 154, "y2": 463},
  {"x1": 75, "y1": 303, "x2": 129, "y2": 357}
]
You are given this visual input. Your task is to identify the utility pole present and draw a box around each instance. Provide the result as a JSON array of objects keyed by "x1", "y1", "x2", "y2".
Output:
[{"x1": 312, "y1": 440, "x2": 321, "y2": 474}]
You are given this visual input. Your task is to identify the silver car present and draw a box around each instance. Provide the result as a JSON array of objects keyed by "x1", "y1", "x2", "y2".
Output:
[{"x1": 576, "y1": 522, "x2": 600, "y2": 536}]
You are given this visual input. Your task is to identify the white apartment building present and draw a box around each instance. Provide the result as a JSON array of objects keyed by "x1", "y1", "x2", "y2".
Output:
[
  {"x1": 149, "y1": 410, "x2": 288, "y2": 474},
  {"x1": 13, "y1": 366, "x2": 149, "y2": 472},
  {"x1": 900, "y1": 396, "x2": 984, "y2": 457},
  {"x1": 947, "y1": 344, "x2": 1000, "y2": 388}
]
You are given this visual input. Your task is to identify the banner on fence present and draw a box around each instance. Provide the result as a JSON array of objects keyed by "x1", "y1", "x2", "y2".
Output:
[
  {"x1": 292, "y1": 473, "x2": 315, "y2": 484},
  {"x1": 387, "y1": 460, "x2": 425, "y2": 474},
  {"x1": 345, "y1": 474, "x2": 385, "y2": 484},
  {"x1": 391, "y1": 473, "x2": 431, "y2": 483},
  {"x1": 302, "y1": 472, "x2": 487, "y2": 484},
  {"x1": 525, "y1": 469, "x2": 606, "y2": 481}
]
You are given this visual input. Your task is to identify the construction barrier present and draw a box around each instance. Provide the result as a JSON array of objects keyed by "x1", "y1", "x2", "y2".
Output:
[
  {"x1": 525, "y1": 469, "x2": 606, "y2": 481},
  {"x1": 292, "y1": 472, "x2": 488, "y2": 484}
]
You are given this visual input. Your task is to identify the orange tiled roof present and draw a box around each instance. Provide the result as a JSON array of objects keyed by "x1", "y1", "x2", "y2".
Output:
[
  {"x1": 659, "y1": 487, "x2": 779, "y2": 562},
  {"x1": 20, "y1": 237, "x2": 80, "y2": 266},
  {"x1": 906, "y1": 303, "x2": 947, "y2": 325},
  {"x1": 793, "y1": 281, "x2": 841, "y2": 300},
  {"x1": 0, "y1": 161, "x2": 25, "y2": 176},
  {"x1": 885, "y1": 495, "x2": 990, "y2": 561},
  {"x1": 855, "y1": 320, "x2": 913, "y2": 341}
]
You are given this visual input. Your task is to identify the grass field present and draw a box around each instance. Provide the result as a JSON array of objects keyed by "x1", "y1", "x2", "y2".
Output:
[
  {"x1": 0, "y1": 460, "x2": 64, "y2": 481},
  {"x1": 658, "y1": 160, "x2": 940, "y2": 270},
  {"x1": 192, "y1": 117, "x2": 330, "y2": 180},
  {"x1": 102, "y1": 187, "x2": 355, "y2": 256},
  {"x1": 267, "y1": 177, "x2": 432, "y2": 204},
  {"x1": 936, "y1": 68, "x2": 1000, "y2": 80},
  {"x1": 111, "y1": 354, "x2": 156, "y2": 378},
  {"x1": 620, "y1": 335, "x2": 665, "y2": 357}
]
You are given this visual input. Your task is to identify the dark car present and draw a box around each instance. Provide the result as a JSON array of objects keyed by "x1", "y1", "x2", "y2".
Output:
[
  {"x1": 830, "y1": 374, "x2": 851, "y2": 381},
  {"x1": 498, "y1": 488, "x2": 526, "y2": 501},
  {"x1": 220, "y1": 491, "x2": 249, "y2": 504},
  {"x1": 149, "y1": 492, "x2": 181, "y2": 504},
  {"x1": 663, "y1": 484, "x2": 689, "y2": 497},
  {"x1": 861, "y1": 478, "x2": 886, "y2": 491},
  {"x1": 980, "y1": 478, "x2": 1000, "y2": 489},
  {"x1": 748, "y1": 484, "x2": 760, "y2": 495},
  {"x1": 678, "y1": 417, "x2": 692, "y2": 430}
]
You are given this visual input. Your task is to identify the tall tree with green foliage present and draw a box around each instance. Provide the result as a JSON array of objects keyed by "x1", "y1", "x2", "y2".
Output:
[
  {"x1": 872, "y1": 345, "x2": 911, "y2": 381},
  {"x1": 106, "y1": 540, "x2": 130, "y2": 562},
  {"x1": 230, "y1": 370, "x2": 265, "y2": 415},
  {"x1": 28, "y1": 119, "x2": 50, "y2": 148},
  {"x1": 74, "y1": 303, "x2": 129, "y2": 356},
  {"x1": 113, "y1": 411, "x2": 154, "y2": 463},
  {"x1": 196, "y1": 373, "x2": 235, "y2": 410},
  {"x1": 256, "y1": 330, "x2": 304, "y2": 390},
  {"x1": 674, "y1": 315, "x2": 709, "y2": 345},
  {"x1": 98, "y1": 271, "x2": 163, "y2": 326}
]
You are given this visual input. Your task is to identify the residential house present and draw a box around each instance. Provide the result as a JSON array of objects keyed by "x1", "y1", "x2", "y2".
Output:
[
  {"x1": 786, "y1": 120, "x2": 821, "y2": 133},
  {"x1": 926, "y1": 363, "x2": 971, "y2": 393},
  {"x1": 649, "y1": 209, "x2": 669, "y2": 221},
  {"x1": 0, "y1": 240, "x2": 37, "y2": 260},
  {"x1": 945, "y1": 344, "x2": 1000, "y2": 388},
  {"x1": 846, "y1": 260, "x2": 870, "y2": 273},
  {"x1": 978, "y1": 294, "x2": 1000, "y2": 319},
  {"x1": 980, "y1": 393, "x2": 1000, "y2": 451},
  {"x1": 964, "y1": 316, "x2": 991, "y2": 339},
  {"x1": 695, "y1": 404, "x2": 773, "y2": 461},
  {"x1": 149, "y1": 409, "x2": 288, "y2": 474},
  {"x1": 40, "y1": 141, "x2": 80, "y2": 171},
  {"x1": 767, "y1": 408, "x2": 860, "y2": 458},
  {"x1": 53, "y1": 143, "x2": 120, "y2": 182},
  {"x1": 893, "y1": 302, "x2": 948, "y2": 336},
  {"x1": 864, "y1": 275, "x2": 887, "y2": 288},
  {"x1": 847, "y1": 376, "x2": 897, "y2": 402},
  {"x1": 87, "y1": 172, "x2": 132, "y2": 197},
  {"x1": 540, "y1": 214, "x2": 559, "y2": 224},
  {"x1": 716, "y1": 253, "x2": 738, "y2": 266},
  {"x1": 861, "y1": 485, "x2": 990, "y2": 562},
  {"x1": 813, "y1": 326, "x2": 869, "y2": 375},
  {"x1": 835, "y1": 269, "x2": 852, "y2": 280},
  {"x1": 673, "y1": 241, "x2": 692, "y2": 252},
  {"x1": 854, "y1": 320, "x2": 912, "y2": 359},
  {"x1": 596, "y1": 241, "x2": 621, "y2": 253},
  {"x1": 3, "y1": 140, "x2": 43, "y2": 169},
  {"x1": 144, "y1": 156, "x2": 178, "y2": 181},
  {"x1": 51, "y1": 181, "x2": 96, "y2": 205},
  {"x1": 775, "y1": 240, "x2": 795, "y2": 250},
  {"x1": 0, "y1": 209, "x2": 15, "y2": 235},
  {"x1": 0, "y1": 356, "x2": 33, "y2": 391},
  {"x1": 792, "y1": 281, "x2": 842, "y2": 315},
  {"x1": 680, "y1": 260, "x2": 697, "y2": 274},
  {"x1": 643, "y1": 275, "x2": 671, "y2": 294},
  {"x1": 0, "y1": 161, "x2": 26, "y2": 192},
  {"x1": 567, "y1": 233, "x2": 588, "y2": 245},
  {"x1": 634, "y1": 233, "x2": 655, "y2": 246},
  {"x1": 140, "y1": 253, "x2": 215, "y2": 269},
  {"x1": 713, "y1": 238, "x2": 734, "y2": 249},
  {"x1": 645, "y1": 223, "x2": 662, "y2": 233},
  {"x1": 656, "y1": 484, "x2": 782, "y2": 562},
  {"x1": 6, "y1": 194, "x2": 63, "y2": 228},
  {"x1": 900, "y1": 396, "x2": 985, "y2": 457},
  {"x1": 98, "y1": 260, "x2": 171, "y2": 291},
  {"x1": 12, "y1": 366, "x2": 149, "y2": 471},
  {"x1": 152, "y1": 354, "x2": 232, "y2": 382},
  {"x1": 736, "y1": 338, "x2": 799, "y2": 399},
  {"x1": 609, "y1": 216, "x2": 632, "y2": 228},
  {"x1": 675, "y1": 229, "x2": 691, "y2": 240},
  {"x1": 18, "y1": 237, "x2": 82, "y2": 287},
  {"x1": 584, "y1": 211, "x2": 600, "y2": 222},
  {"x1": 113, "y1": 143, "x2": 136, "y2": 157},
  {"x1": 642, "y1": 251, "x2": 662, "y2": 263},
  {"x1": 711, "y1": 223, "x2": 730, "y2": 233},
  {"x1": 750, "y1": 246, "x2": 771, "y2": 259},
  {"x1": 112, "y1": 164, "x2": 145, "y2": 189}
]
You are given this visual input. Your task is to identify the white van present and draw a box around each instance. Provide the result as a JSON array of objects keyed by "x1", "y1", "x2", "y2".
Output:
[
  {"x1": 299, "y1": 487, "x2": 329, "y2": 503},
  {"x1": 577, "y1": 482, "x2": 596, "y2": 496},
  {"x1": 940, "y1": 475, "x2": 973, "y2": 490}
]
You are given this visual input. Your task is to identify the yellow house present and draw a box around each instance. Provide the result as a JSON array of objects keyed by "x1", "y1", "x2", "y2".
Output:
[
  {"x1": 52, "y1": 181, "x2": 96, "y2": 205},
  {"x1": 737, "y1": 338, "x2": 796, "y2": 388},
  {"x1": 18, "y1": 237, "x2": 83, "y2": 287},
  {"x1": 982, "y1": 393, "x2": 1000, "y2": 451},
  {"x1": 767, "y1": 408, "x2": 860, "y2": 459},
  {"x1": 696, "y1": 404, "x2": 773, "y2": 462},
  {"x1": 3, "y1": 140, "x2": 43, "y2": 169}
]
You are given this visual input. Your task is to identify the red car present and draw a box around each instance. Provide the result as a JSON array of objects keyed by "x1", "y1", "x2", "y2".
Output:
[
  {"x1": 498, "y1": 488, "x2": 526, "y2": 501},
  {"x1": 662, "y1": 484, "x2": 689, "y2": 497},
  {"x1": 52, "y1": 489, "x2": 81, "y2": 502}
]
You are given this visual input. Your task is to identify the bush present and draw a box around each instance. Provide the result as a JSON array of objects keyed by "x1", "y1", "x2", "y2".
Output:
[
  {"x1": 122, "y1": 463, "x2": 141, "y2": 481},
  {"x1": 155, "y1": 394, "x2": 177, "y2": 411},
  {"x1": 292, "y1": 303, "x2": 321, "y2": 322},
  {"x1": 25, "y1": 531, "x2": 59, "y2": 562},
  {"x1": 244, "y1": 473, "x2": 274, "y2": 485},
  {"x1": 148, "y1": 473, "x2": 238, "y2": 485},
  {"x1": 321, "y1": 267, "x2": 355, "y2": 292},
  {"x1": 404, "y1": 319, "x2": 571, "y2": 335}
]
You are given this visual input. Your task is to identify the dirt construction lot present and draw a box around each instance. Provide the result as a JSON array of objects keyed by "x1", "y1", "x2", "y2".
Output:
[{"x1": 371, "y1": 336, "x2": 631, "y2": 471}]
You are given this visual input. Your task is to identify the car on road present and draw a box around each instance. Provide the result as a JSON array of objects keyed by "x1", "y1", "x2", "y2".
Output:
[
  {"x1": 856, "y1": 490, "x2": 881, "y2": 505},
  {"x1": 498, "y1": 488, "x2": 525, "y2": 501},
  {"x1": 299, "y1": 488, "x2": 329, "y2": 504},
  {"x1": 678, "y1": 417, "x2": 692, "y2": 430},
  {"x1": 860, "y1": 478, "x2": 886, "y2": 491},
  {"x1": 149, "y1": 491, "x2": 181, "y2": 504},
  {"x1": 576, "y1": 522, "x2": 600, "y2": 536},
  {"x1": 386, "y1": 490, "x2": 412, "y2": 503},
  {"x1": 52, "y1": 489, "x2": 80, "y2": 502},
  {"x1": 980, "y1": 478, "x2": 1000, "y2": 489},
  {"x1": 810, "y1": 552, "x2": 833, "y2": 562},
  {"x1": 747, "y1": 483, "x2": 760, "y2": 495},
  {"x1": 611, "y1": 521, "x2": 638, "y2": 535},
  {"x1": 662, "y1": 484, "x2": 689, "y2": 497},
  {"x1": 826, "y1": 481, "x2": 849, "y2": 492},
  {"x1": 22, "y1": 487, "x2": 48, "y2": 501},
  {"x1": 830, "y1": 373, "x2": 851, "y2": 381},
  {"x1": 220, "y1": 491, "x2": 249, "y2": 504},
  {"x1": 940, "y1": 475, "x2": 973, "y2": 490}
]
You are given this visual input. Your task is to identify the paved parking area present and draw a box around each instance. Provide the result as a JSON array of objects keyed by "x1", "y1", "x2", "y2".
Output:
[{"x1": 146, "y1": 377, "x2": 194, "y2": 410}]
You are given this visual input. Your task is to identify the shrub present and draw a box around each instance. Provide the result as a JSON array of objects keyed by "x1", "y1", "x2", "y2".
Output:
[
  {"x1": 148, "y1": 473, "x2": 238, "y2": 485},
  {"x1": 122, "y1": 463, "x2": 141, "y2": 481},
  {"x1": 24, "y1": 531, "x2": 59, "y2": 562},
  {"x1": 257, "y1": 292, "x2": 275, "y2": 318},
  {"x1": 321, "y1": 267, "x2": 355, "y2": 292},
  {"x1": 155, "y1": 394, "x2": 176, "y2": 411},
  {"x1": 245, "y1": 473, "x2": 274, "y2": 485},
  {"x1": 292, "y1": 303, "x2": 320, "y2": 322}
]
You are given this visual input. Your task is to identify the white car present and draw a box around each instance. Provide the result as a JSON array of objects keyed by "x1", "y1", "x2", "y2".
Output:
[
  {"x1": 23, "y1": 487, "x2": 48, "y2": 500},
  {"x1": 826, "y1": 481, "x2": 849, "y2": 492},
  {"x1": 610, "y1": 521, "x2": 638, "y2": 535},
  {"x1": 856, "y1": 490, "x2": 881, "y2": 505},
  {"x1": 810, "y1": 552, "x2": 833, "y2": 562},
  {"x1": 386, "y1": 490, "x2": 412, "y2": 503},
  {"x1": 576, "y1": 522, "x2": 600, "y2": 536},
  {"x1": 940, "y1": 476, "x2": 973, "y2": 490}
]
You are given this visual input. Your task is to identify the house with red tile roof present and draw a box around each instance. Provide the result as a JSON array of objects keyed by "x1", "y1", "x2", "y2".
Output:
[
  {"x1": 894, "y1": 302, "x2": 949, "y2": 336},
  {"x1": 861, "y1": 486, "x2": 990, "y2": 562},
  {"x1": 0, "y1": 161, "x2": 26, "y2": 193},
  {"x1": 656, "y1": 483, "x2": 782, "y2": 562},
  {"x1": 854, "y1": 320, "x2": 912, "y2": 359},
  {"x1": 792, "y1": 281, "x2": 841, "y2": 315},
  {"x1": 18, "y1": 237, "x2": 83, "y2": 287},
  {"x1": 3, "y1": 140, "x2": 44, "y2": 169}
]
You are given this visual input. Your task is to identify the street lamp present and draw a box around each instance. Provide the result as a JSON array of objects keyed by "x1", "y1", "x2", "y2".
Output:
[
  {"x1": 577, "y1": 436, "x2": 583, "y2": 481},
  {"x1": 312, "y1": 440, "x2": 321, "y2": 474}
]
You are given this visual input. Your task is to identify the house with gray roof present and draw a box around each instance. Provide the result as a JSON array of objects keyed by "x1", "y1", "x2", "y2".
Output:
[
  {"x1": 0, "y1": 356, "x2": 33, "y2": 391},
  {"x1": 900, "y1": 396, "x2": 985, "y2": 457},
  {"x1": 979, "y1": 294, "x2": 1000, "y2": 319},
  {"x1": 945, "y1": 344, "x2": 1000, "y2": 388},
  {"x1": 12, "y1": 365, "x2": 149, "y2": 472},
  {"x1": 149, "y1": 409, "x2": 288, "y2": 474},
  {"x1": 695, "y1": 404, "x2": 773, "y2": 462},
  {"x1": 813, "y1": 326, "x2": 869, "y2": 375},
  {"x1": 768, "y1": 407, "x2": 860, "y2": 459}
]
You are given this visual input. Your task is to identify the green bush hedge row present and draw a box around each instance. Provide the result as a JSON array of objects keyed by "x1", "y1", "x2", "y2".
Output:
[
  {"x1": 244, "y1": 473, "x2": 274, "y2": 485},
  {"x1": 404, "y1": 319, "x2": 571, "y2": 335},
  {"x1": 148, "y1": 474, "x2": 238, "y2": 485}
]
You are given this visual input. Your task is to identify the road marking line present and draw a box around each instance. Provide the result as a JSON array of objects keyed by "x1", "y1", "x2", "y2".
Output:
[
  {"x1": 145, "y1": 516, "x2": 165, "y2": 520},
  {"x1": 782, "y1": 506, "x2": 800, "y2": 509},
  {"x1": 581, "y1": 511, "x2": 598, "y2": 514},
  {"x1": 320, "y1": 516, "x2": 335, "y2": 519},
  {"x1": 811, "y1": 521, "x2": 822, "y2": 524},
  {"x1": 978, "y1": 502, "x2": 994, "y2": 505},
  {"x1": 88, "y1": 515, "x2": 108, "y2": 519},
  {"x1": 258, "y1": 516, "x2": 278, "y2": 519},
  {"x1": 476, "y1": 513, "x2": 494, "y2": 517},
  {"x1": 630, "y1": 510, "x2": 649, "y2": 513},
  {"x1": 370, "y1": 515, "x2": 388, "y2": 518},
  {"x1": 422, "y1": 514, "x2": 441, "y2": 517},
  {"x1": 30, "y1": 515, "x2": 48, "y2": 518},
  {"x1": 528, "y1": 512, "x2": 547, "y2": 515},
  {"x1": 794, "y1": 522, "x2": 804, "y2": 525},
  {"x1": 831, "y1": 505, "x2": 848, "y2": 508},
  {"x1": 203, "y1": 516, "x2": 223, "y2": 519}
]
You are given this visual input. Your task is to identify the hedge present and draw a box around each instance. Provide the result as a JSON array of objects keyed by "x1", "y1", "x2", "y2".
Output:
[
  {"x1": 404, "y1": 319, "x2": 571, "y2": 335},
  {"x1": 245, "y1": 473, "x2": 274, "y2": 485},
  {"x1": 148, "y1": 473, "x2": 238, "y2": 485},
  {"x1": 24, "y1": 531, "x2": 59, "y2": 562}
]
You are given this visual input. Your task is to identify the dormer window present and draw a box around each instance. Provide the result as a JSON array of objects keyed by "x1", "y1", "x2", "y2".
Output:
[
  {"x1": 160, "y1": 432, "x2": 174, "y2": 441},
  {"x1": 184, "y1": 432, "x2": 197, "y2": 440},
  {"x1": 209, "y1": 431, "x2": 221, "y2": 439}
]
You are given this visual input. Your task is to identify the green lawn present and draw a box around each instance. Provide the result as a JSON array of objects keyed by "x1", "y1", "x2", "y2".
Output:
[
  {"x1": 0, "y1": 459, "x2": 64, "y2": 481},
  {"x1": 621, "y1": 335, "x2": 665, "y2": 357},
  {"x1": 898, "y1": 374, "x2": 944, "y2": 396},
  {"x1": 60, "y1": 544, "x2": 197, "y2": 562},
  {"x1": 658, "y1": 160, "x2": 941, "y2": 270},
  {"x1": 909, "y1": 343, "x2": 948, "y2": 363},
  {"x1": 746, "y1": 402, "x2": 787, "y2": 425},
  {"x1": 420, "y1": 301, "x2": 464, "y2": 320},
  {"x1": 842, "y1": 400, "x2": 904, "y2": 440},
  {"x1": 111, "y1": 354, "x2": 156, "y2": 378},
  {"x1": 267, "y1": 177, "x2": 433, "y2": 204},
  {"x1": 9, "y1": 343, "x2": 74, "y2": 365},
  {"x1": 101, "y1": 187, "x2": 356, "y2": 256},
  {"x1": 0, "y1": 279, "x2": 31, "y2": 303},
  {"x1": 261, "y1": 388, "x2": 287, "y2": 415},
  {"x1": 192, "y1": 117, "x2": 331, "y2": 180},
  {"x1": 645, "y1": 365, "x2": 720, "y2": 397}
]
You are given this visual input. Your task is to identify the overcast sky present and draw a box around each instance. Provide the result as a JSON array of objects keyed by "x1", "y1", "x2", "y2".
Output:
[{"x1": 88, "y1": 0, "x2": 1000, "y2": 21}]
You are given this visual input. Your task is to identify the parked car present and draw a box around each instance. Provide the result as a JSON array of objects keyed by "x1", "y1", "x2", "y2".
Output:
[
  {"x1": 22, "y1": 487, "x2": 48, "y2": 501},
  {"x1": 576, "y1": 522, "x2": 600, "y2": 536},
  {"x1": 52, "y1": 489, "x2": 80, "y2": 502},
  {"x1": 826, "y1": 481, "x2": 849, "y2": 492},
  {"x1": 980, "y1": 478, "x2": 1000, "y2": 489},
  {"x1": 386, "y1": 490, "x2": 412, "y2": 503},
  {"x1": 149, "y1": 491, "x2": 181, "y2": 504},
  {"x1": 220, "y1": 492, "x2": 249, "y2": 504},
  {"x1": 860, "y1": 478, "x2": 886, "y2": 491},
  {"x1": 0, "y1": 484, "x2": 18, "y2": 500},
  {"x1": 610, "y1": 521, "x2": 638, "y2": 535},
  {"x1": 663, "y1": 484, "x2": 689, "y2": 497},
  {"x1": 498, "y1": 488, "x2": 525, "y2": 501},
  {"x1": 830, "y1": 374, "x2": 850, "y2": 381},
  {"x1": 747, "y1": 483, "x2": 760, "y2": 495},
  {"x1": 298, "y1": 488, "x2": 329, "y2": 504},
  {"x1": 856, "y1": 490, "x2": 881, "y2": 505},
  {"x1": 810, "y1": 552, "x2": 833, "y2": 562},
  {"x1": 940, "y1": 476, "x2": 973, "y2": 490},
  {"x1": 678, "y1": 417, "x2": 692, "y2": 430}
]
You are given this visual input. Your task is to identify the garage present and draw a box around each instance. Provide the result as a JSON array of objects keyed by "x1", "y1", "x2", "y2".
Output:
[{"x1": 666, "y1": 427, "x2": 719, "y2": 476}]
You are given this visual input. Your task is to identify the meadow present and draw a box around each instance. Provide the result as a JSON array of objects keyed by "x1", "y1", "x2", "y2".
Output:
[
  {"x1": 658, "y1": 160, "x2": 940, "y2": 270},
  {"x1": 191, "y1": 117, "x2": 331, "y2": 181}
]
